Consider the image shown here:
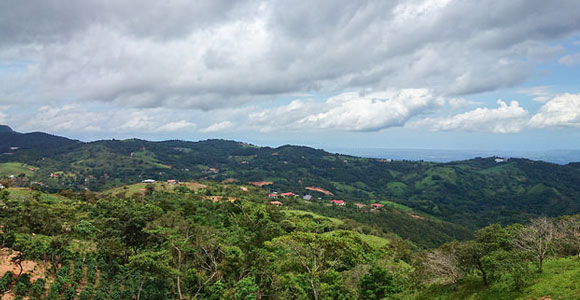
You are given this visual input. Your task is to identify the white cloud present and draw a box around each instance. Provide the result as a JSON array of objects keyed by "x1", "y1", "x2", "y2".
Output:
[
  {"x1": 157, "y1": 121, "x2": 196, "y2": 132},
  {"x1": 1, "y1": 0, "x2": 580, "y2": 112},
  {"x1": 202, "y1": 121, "x2": 234, "y2": 133},
  {"x1": 558, "y1": 53, "x2": 580, "y2": 66},
  {"x1": 529, "y1": 93, "x2": 580, "y2": 128},
  {"x1": 18, "y1": 104, "x2": 198, "y2": 134},
  {"x1": 412, "y1": 100, "x2": 529, "y2": 133},
  {"x1": 447, "y1": 98, "x2": 478, "y2": 110},
  {"x1": 250, "y1": 89, "x2": 445, "y2": 132},
  {"x1": 517, "y1": 86, "x2": 554, "y2": 102}
]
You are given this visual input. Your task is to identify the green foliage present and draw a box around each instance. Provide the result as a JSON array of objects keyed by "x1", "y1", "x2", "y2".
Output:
[
  {"x1": 0, "y1": 271, "x2": 14, "y2": 293},
  {"x1": 30, "y1": 278, "x2": 46, "y2": 298},
  {"x1": 0, "y1": 179, "x2": 578, "y2": 299},
  {"x1": 233, "y1": 276, "x2": 259, "y2": 300},
  {"x1": 13, "y1": 273, "x2": 31, "y2": 296},
  {"x1": 481, "y1": 250, "x2": 532, "y2": 290},
  {"x1": 359, "y1": 266, "x2": 402, "y2": 300}
]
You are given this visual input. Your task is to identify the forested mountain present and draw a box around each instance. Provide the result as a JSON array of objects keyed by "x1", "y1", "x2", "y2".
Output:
[
  {"x1": 2, "y1": 126, "x2": 580, "y2": 299},
  {"x1": 2, "y1": 126, "x2": 580, "y2": 231}
]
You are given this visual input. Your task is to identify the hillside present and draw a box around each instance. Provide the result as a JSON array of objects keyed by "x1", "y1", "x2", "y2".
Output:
[
  {"x1": 409, "y1": 256, "x2": 580, "y2": 300},
  {"x1": 1, "y1": 183, "x2": 579, "y2": 300},
  {"x1": 2, "y1": 129, "x2": 580, "y2": 232},
  {"x1": 0, "y1": 183, "x2": 416, "y2": 299}
]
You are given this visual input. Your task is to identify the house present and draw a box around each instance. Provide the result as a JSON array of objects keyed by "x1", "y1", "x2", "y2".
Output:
[
  {"x1": 280, "y1": 192, "x2": 296, "y2": 197},
  {"x1": 329, "y1": 200, "x2": 346, "y2": 206},
  {"x1": 370, "y1": 203, "x2": 384, "y2": 209},
  {"x1": 303, "y1": 195, "x2": 312, "y2": 200},
  {"x1": 0, "y1": 184, "x2": 5, "y2": 189},
  {"x1": 167, "y1": 179, "x2": 179, "y2": 185},
  {"x1": 495, "y1": 157, "x2": 509, "y2": 163},
  {"x1": 269, "y1": 201, "x2": 283, "y2": 207},
  {"x1": 354, "y1": 203, "x2": 366, "y2": 209},
  {"x1": 268, "y1": 193, "x2": 279, "y2": 199},
  {"x1": 142, "y1": 179, "x2": 156, "y2": 183}
]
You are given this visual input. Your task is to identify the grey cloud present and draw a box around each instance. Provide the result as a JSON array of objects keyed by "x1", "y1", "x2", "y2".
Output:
[
  {"x1": 0, "y1": 0, "x2": 243, "y2": 46},
  {"x1": 1, "y1": 0, "x2": 580, "y2": 111}
]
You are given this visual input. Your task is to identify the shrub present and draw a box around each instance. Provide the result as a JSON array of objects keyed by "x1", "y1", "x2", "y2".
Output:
[{"x1": 30, "y1": 278, "x2": 46, "y2": 298}]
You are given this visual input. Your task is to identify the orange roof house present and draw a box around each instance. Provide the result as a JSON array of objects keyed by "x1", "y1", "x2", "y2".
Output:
[{"x1": 329, "y1": 200, "x2": 346, "y2": 206}]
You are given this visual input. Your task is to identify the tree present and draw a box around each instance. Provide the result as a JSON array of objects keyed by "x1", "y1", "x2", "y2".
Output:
[
  {"x1": 423, "y1": 243, "x2": 462, "y2": 291},
  {"x1": 128, "y1": 249, "x2": 175, "y2": 300},
  {"x1": 480, "y1": 249, "x2": 531, "y2": 290},
  {"x1": 269, "y1": 231, "x2": 366, "y2": 300},
  {"x1": 559, "y1": 215, "x2": 580, "y2": 259},
  {"x1": 233, "y1": 276, "x2": 259, "y2": 300},
  {"x1": 459, "y1": 224, "x2": 511, "y2": 286},
  {"x1": 513, "y1": 217, "x2": 556, "y2": 272},
  {"x1": 359, "y1": 266, "x2": 401, "y2": 300}
]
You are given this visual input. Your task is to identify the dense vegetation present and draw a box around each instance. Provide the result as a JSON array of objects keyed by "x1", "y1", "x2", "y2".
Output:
[
  {"x1": 1, "y1": 126, "x2": 580, "y2": 299},
  {"x1": 2, "y1": 126, "x2": 580, "y2": 231},
  {"x1": 0, "y1": 185, "x2": 578, "y2": 299}
]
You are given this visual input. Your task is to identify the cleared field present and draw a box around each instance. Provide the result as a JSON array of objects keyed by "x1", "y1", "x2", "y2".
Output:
[
  {"x1": 283, "y1": 209, "x2": 344, "y2": 225},
  {"x1": 0, "y1": 162, "x2": 37, "y2": 177},
  {"x1": 103, "y1": 181, "x2": 206, "y2": 197}
]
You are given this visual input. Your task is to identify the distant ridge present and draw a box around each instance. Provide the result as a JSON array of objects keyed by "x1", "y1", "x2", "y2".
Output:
[
  {"x1": 0, "y1": 125, "x2": 15, "y2": 133},
  {"x1": 0, "y1": 125, "x2": 79, "y2": 154}
]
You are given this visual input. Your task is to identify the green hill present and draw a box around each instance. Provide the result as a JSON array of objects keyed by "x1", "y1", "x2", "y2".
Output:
[
  {"x1": 1, "y1": 130, "x2": 580, "y2": 232},
  {"x1": 410, "y1": 257, "x2": 580, "y2": 300}
]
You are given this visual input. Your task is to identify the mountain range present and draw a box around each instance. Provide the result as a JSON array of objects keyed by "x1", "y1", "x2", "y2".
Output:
[{"x1": 2, "y1": 124, "x2": 580, "y2": 232}]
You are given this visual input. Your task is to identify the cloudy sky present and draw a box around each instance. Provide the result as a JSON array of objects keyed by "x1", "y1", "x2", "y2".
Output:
[{"x1": 1, "y1": 0, "x2": 580, "y2": 151}]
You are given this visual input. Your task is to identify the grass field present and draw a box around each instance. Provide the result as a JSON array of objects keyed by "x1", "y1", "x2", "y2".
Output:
[
  {"x1": 408, "y1": 257, "x2": 580, "y2": 300},
  {"x1": 0, "y1": 162, "x2": 38, "y2": 177},
  {"x1": 104, "y1": 181, "x2": 206, "y2": 197},
  {"x1": 4, "y1": 188, "x2": 67, "y2": 203},
  {"x1": 283, "y1": 209, "x2": 344, "y2": 225},
  {"x1": 379, "y1": 200, "x2": 414, "y2": 212}
]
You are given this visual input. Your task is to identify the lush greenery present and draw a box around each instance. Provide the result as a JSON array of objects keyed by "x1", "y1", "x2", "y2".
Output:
[
  {"x1": 0, "y1": 185, "x2": 578, "y2": 299},
  {"x1": 2, "y1": 127, "x2": 580, "y2": 232},
  {"x1": 1, "y1": 126, "x2": 580, "y2": 299}
]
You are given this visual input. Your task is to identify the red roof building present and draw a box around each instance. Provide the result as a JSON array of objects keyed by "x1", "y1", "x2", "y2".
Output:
[
  {"x1": 280, "y1": 192, "x2": 296, "y2": 197},
  {"x1": 269, "y1": 201, "x2": 283, "y2": 207},
  {"x1": 370, "y1": 203, "x2": 384, "y2": 208},
  {"x1": 268, "y1": 193, "x2": 279, "y2": 198},
  {"x1": 329, "y1": 200, "x2": 346, "y2": 206}
]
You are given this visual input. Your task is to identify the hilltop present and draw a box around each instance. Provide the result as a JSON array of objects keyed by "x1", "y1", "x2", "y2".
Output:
[{"x1": 0, "y1": 125, "x2": 14, "y2": 133}]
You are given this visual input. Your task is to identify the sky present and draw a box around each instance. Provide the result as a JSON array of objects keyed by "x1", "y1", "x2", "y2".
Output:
[{"x1": 1, "y1": 0, "x2": 580, "y2": 151}]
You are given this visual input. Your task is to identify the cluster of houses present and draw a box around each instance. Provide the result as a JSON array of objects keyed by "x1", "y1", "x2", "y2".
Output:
[
  {"x1": 267, "y1": 191, "x2": 386, "y2": 210},
  {"x1": 141, "y1": 179, "x2": 180, "y2": 185}
]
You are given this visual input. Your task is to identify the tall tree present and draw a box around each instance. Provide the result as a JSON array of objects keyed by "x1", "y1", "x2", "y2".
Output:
[
  {"x1": 270, "y1": 231, "x2": 366, "y2": 300},
  {"x1": 513, "y1": 217, "x2": 556, "y2": 272},
  {"x1": 559, "y1": 215, "x2": 580, "y2": 259},
  {"x1": 423, "y1": 242, "x2": 462, "y2": 291}
]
